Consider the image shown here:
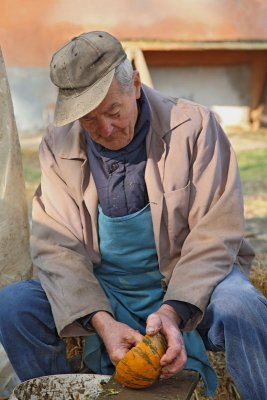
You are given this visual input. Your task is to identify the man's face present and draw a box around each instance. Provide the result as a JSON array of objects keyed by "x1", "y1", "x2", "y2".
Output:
[{"x1": 80, "y1": 71, "x2": 141, "y2": 151}]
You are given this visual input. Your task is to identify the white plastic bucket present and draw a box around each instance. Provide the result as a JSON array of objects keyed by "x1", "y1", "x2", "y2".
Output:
[{"x1": 9, "y1": 374, "x2": 111, "y2": 400}]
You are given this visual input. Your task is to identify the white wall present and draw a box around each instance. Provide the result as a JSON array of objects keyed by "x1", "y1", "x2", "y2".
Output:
[
  {"x1": 5, "y1": 64, "x2": 262, "y2": 133},
  {"x1": 149, "y1": 65, "x2": 251, "y2": 127}
]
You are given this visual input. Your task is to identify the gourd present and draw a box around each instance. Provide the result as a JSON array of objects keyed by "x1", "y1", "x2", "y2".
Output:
[{"x1": 114, "y1": 333, "x2": 167, "y2": 389}]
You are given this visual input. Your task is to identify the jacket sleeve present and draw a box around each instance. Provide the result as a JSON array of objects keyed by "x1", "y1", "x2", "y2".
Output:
[
  {"x1": 163, "y1": 109, "x2": 254, "y2": 330},
  {"x1": 30, "y1": 127, "x2": 113, "y2": 337}
]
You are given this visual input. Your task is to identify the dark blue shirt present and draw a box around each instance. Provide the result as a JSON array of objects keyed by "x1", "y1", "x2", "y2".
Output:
[{"x1": 85, "y1": 89, "x2": 150, "y2": 217}]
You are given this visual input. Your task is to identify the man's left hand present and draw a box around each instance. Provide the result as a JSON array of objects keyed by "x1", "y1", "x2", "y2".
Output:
[{"x1": 146, "y1": 304, "x2": 187, "y2": 379}]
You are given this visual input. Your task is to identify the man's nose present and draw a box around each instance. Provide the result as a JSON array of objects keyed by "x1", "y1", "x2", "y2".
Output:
[{"x1": 98, "y1": 118, "x2": 113, "y2": 137}]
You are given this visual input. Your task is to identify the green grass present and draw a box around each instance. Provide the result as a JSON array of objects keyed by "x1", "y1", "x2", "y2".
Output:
[
  {"x1": 21, "y1": 148, "x2": 40, "y2": 210},
  {"x1": 237, "y1": 148, "x2": 267, "y2": 180},
  {"x1": 21, "y1": 148, "x2": 40, "y2": 184},
  {"x1": 236, "y1": 148, "x2": 267, "y2": 196}
]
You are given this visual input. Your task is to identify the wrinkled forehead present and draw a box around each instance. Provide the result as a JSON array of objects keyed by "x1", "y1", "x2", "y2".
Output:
[
  {"x1": 81, "y1": 78, "x2": 130, "y2": 117},
  {"x1": 81, "y1": 101, "x2": 122, "y2": 121}
]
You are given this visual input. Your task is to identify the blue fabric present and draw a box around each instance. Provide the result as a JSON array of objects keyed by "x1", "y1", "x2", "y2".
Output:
[
  {"x1": 0, "y1": 280, "x2": 73, "y2": 381},
  {"x1": 83, "y1": 205, "x2": 217, "y2": 395},
  {"x1": 85, "y1": 88, "x2": 150, "y2": 217},
  {"x1": 197, "y1": 266, "x2": 267, "y2": 399}
]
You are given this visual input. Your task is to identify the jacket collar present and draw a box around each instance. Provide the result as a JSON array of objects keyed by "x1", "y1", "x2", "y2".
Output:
[
  {"x1": 142, "y1": 84, "x2": 190, "y2": 139},
  {"x1": 55, "y1": 121, "x2": 87, "y2": 160}
]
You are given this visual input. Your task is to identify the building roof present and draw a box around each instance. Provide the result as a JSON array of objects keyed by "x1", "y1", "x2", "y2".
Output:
[{"x1": 1, "y1": 0, "x2": 267, "y2": 66}]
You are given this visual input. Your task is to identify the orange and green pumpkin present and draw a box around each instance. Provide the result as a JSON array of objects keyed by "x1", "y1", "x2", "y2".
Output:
[{"x1": 114, "y1": 333, "x2": 167, "y2": 389}]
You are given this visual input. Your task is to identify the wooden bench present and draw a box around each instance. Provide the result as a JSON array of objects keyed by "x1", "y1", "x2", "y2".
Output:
[{"x1": 97, "y1": 370, "x2": 200, "y2": 400}]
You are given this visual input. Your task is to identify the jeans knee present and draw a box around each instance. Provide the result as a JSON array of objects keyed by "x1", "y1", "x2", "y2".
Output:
[
  {"x1": 211, "y1": 287, "x2": 267, "y2": 346},
  {"x1": 215, "y1": 287, "x2": 257, "y2": 319},
  {"x1": 210, "y1": 267, "x2": 264, "y2": 319},
  {"x1": 0, "y1": 280, "x2": 43, "y2": 330}
]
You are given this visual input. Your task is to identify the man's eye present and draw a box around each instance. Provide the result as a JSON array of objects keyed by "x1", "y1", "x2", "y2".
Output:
[
  {"x1": 82, "y1": 117, "x2": 95, "y2": 123},
  {"x1": 110, "y1": 112, "x2": 120, "y2": 118}
]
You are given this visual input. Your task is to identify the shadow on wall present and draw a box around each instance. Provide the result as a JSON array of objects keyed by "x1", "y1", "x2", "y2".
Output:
[{"x1": 149, "y1": 65, "x2": 252, "y2": 128}]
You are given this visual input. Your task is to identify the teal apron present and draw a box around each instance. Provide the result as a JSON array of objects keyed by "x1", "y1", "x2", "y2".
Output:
[{"x1": 83, "y1": 205, "x2": 217, "y2": 395}]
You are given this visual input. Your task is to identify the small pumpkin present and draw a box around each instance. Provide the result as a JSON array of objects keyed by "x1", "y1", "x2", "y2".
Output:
[{"x1": 114, "y1": 332, "x2": 167, "y2": 389}]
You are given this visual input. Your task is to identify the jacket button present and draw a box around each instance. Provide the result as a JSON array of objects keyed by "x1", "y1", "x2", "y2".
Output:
[{"x1": 109, "y1": 163, "x2": 119, "y2": 173}]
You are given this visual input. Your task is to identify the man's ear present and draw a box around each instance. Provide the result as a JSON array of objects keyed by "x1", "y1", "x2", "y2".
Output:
[{"x1": 133, "y1": 71, "x2": 141, "y2": 99}]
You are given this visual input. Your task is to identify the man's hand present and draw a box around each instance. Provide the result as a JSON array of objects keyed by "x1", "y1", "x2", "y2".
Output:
[
  {"x1": 91, "y1": 311, "x2": 143, "y2": 365},
  {"x1": 146, "y1": 304, "x2": 187, "y2": 379}
]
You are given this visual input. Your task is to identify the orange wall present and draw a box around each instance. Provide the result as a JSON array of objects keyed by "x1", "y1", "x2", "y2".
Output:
[{"x1": 1, "y1": 0, "x2": 267, "y2": 66}]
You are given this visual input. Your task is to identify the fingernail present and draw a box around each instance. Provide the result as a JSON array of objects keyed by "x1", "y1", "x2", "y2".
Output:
[{"x1": 146, "y1": 327, "x2": 155, "y2": 334}]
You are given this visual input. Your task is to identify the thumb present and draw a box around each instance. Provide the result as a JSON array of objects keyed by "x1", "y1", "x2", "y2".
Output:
[
  {"x1": 131, "y1": 329, "x2": 144, "y2": 345},
  {"x1": 111, "y1": 348, "x2": 127, "y2": 365},
  {"x1": 146, "y1": 312, "x2": 162, "y2": 336},
  {"x1": 111, "y1": 330, "x2": 143, "y2": 365},
  {"x1": 110, "y1": 348, "x2": 127, "y2": 365}
]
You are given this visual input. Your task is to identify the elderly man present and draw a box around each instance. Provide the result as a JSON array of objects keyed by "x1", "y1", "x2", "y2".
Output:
[{"x1": 0, "y1": 31, "x2": 266, "y2": 399}]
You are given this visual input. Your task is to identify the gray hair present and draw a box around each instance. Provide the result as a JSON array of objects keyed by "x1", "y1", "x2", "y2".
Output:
[{"x1": 115, "y1": 58, "x2": 134, "y2": 93}]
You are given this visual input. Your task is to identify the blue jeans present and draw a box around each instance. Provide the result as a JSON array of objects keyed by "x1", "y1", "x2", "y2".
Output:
[
  {"x1": 0, "y1": 267, "x2": 266, "y2": 399},
  {"x1": 0, "y1": 280, "x2": 72, "y2": 379},
  {"x1": 197, "y1": 266, "x2": 267, "y2": 399}
]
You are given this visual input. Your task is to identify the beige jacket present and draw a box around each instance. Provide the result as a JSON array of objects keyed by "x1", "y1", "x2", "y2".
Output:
[{"x1": 31, "y1": 85, "x2": 254, "y2": 336}]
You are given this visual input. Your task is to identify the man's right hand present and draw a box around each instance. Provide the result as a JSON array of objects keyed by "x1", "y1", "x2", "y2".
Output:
[{"x1": 91, "y1": 311, "x2": 143, "y2": 365}]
